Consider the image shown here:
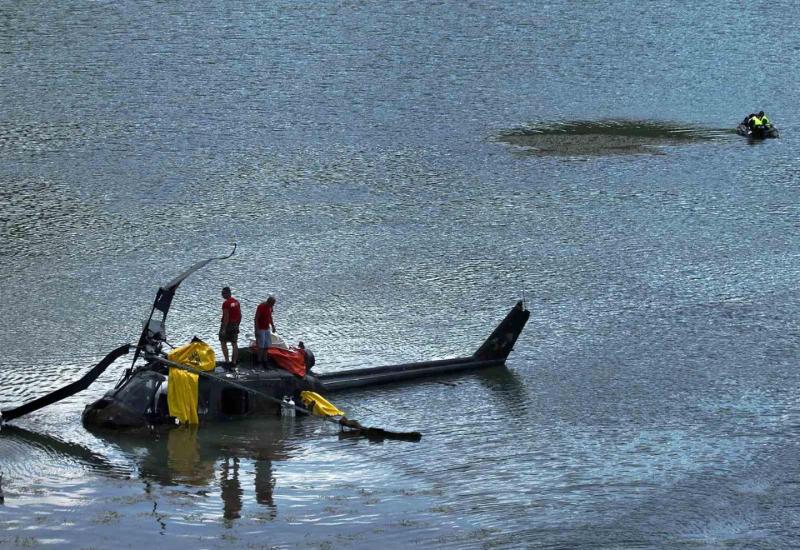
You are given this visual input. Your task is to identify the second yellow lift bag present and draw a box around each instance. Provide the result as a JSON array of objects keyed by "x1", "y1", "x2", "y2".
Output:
[{"x1": 167, "y1": 339, "x2": 216, "y2": 425}]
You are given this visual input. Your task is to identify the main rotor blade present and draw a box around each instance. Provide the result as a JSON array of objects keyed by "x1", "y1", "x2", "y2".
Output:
[
  {"x1": 150, "y1": 354, "x2": 422, "y2": 441},
  {"x1": 161, "y1": 243, "x2": 238, "y2": 294},
  {"x1": 1, "y1": 344, "x2": 131, "y2": 423},
  {"x1": 131, "y1": 244, "x2": 237, "y2": 368}
]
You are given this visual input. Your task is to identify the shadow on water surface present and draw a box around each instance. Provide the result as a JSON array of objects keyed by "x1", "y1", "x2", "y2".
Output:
[
  {"x1": 0, "y1": 423, "x2": 127, "y2": 477},
  {"x1": 495, "y1": 119, "x2": 731, "y2": 157},
  {"x1": 474, "y1": 365, "x2": 531, "y2": 415}
]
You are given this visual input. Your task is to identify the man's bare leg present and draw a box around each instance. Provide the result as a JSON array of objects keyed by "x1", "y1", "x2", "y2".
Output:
[{"x1": 221, "y1": 341, "x2": 230, "y2": 363}]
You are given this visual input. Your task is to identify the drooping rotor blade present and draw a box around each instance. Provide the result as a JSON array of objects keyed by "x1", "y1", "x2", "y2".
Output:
[
  {"x1": 131, "y1": 244, "x2": 237, "y2": 367},
  {"x1": 0, "y1": 344, "x2": 131, "y2": 424},
  {"x1": 155, "y1": 243, "x2": 238, "y2": 316}
]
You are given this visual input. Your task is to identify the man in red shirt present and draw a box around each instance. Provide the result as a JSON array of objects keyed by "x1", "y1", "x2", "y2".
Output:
[
  {"x1": 254, "y1": 295, "x2": 276, "y2": 367},
  {"x1": 219, "y1": 286, "x2": 242, "y2": 366}
]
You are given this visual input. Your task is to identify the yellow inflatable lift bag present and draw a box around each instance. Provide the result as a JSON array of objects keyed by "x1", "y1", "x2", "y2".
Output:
[
  {"x1": 300, "y1": 391, "x2": 345, "y2": 417},
  {"x1": 166, "y1": 340, "x2": 216, "y2": 425}
]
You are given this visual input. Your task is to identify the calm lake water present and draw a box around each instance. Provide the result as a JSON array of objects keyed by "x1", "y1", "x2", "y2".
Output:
[{"x1": 2, "y1": 1, "x2": 800, "y2": 548}]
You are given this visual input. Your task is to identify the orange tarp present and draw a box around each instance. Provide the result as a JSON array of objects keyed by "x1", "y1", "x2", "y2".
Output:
[{"x1": 266, "y1": 347, "x2": 306, "y2": 377}]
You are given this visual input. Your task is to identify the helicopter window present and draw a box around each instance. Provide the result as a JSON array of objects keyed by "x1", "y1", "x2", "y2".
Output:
[{"x1": 220, "y1": 388, "x2": 249, "y2": 416}]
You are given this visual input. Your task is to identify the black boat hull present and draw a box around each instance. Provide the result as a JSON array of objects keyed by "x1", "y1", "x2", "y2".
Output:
[
  {"x1": 82, "y1": 301, "x2": 530, "y2": 429},
  {"x1": 736, "y1": 123, "x2": 779, "y2": 139}
]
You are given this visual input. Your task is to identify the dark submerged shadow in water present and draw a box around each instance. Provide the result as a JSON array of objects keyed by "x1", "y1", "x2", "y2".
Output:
[
  {"x1": 475, "y1": 365, "x2": 533, "y2": 417},
  {"x1": 495, "y1": 119, "x2": 729, "y2": 157},
  {"x1": 0, "y1": 424, "x2": 128, "y2": 477},
  {"x1": 90, "y1": 419, "x2": 298, "y2": 521}
]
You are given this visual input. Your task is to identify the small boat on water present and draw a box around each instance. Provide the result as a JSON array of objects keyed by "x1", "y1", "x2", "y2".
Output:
[
  {"x1": 736, "y1": 123, "x2": 779, "y2": 139},
  {"x1": 1, "y1": 248, "x2": 530, "y2": 433},
  {"x1": 736, "y1": 113, "x2": 779, "y2": 139}
]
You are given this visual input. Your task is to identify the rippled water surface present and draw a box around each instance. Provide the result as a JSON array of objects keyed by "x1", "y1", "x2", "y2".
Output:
[{"x1": 2, "y1": 1, "x2": 800, "y2": 548}]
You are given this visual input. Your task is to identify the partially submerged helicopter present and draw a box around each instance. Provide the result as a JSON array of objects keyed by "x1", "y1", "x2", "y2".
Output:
[{"x1": 1, "y1": 247, "x2": 530, "y2": 437}]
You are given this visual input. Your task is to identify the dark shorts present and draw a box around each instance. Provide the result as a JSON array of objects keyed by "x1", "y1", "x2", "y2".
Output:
[{"x1": 219, "y1": 322, "x2": 240, "y2": 342}]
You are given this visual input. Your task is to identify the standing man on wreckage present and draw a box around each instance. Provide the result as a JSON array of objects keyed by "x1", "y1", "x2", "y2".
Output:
[
  {"x1": 219, "y1": 286, "x2": 242, "y2": 367},
  {"x1": 254, "y1": 295, "x2": 276, "y2": 367}
]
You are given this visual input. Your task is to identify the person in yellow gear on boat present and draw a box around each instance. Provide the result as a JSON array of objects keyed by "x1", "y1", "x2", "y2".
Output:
[
  {"x1": 749, "y1": 113, "x2": 764, "y2": 130},
  {"x1": 758, "y1": 111, "x2": 770, "y2": 127}
]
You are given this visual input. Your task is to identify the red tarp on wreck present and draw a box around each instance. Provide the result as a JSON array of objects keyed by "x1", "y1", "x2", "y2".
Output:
[{"x1": 266, "y1": 346, "x2": 306, "y2": 377}]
